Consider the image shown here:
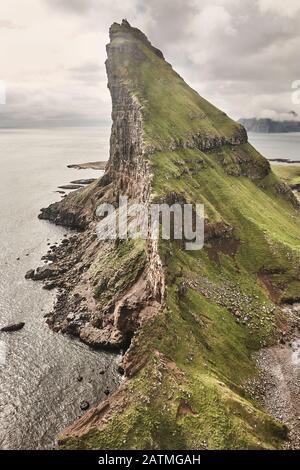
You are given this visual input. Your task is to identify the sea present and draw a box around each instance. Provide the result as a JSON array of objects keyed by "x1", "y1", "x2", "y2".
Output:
[
  {"x1": 0, "y1": 126, "x2": 121, "y2": 450},
  {"x1": 248, "y1": 132, "x2": 300, "y2": 161},
  {"x1": 0, "y1": 127, "x2": 299, "y2": 449}
]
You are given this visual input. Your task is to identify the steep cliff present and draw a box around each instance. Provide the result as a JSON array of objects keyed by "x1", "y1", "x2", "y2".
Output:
[{"x1": 37, "y1": 21, "x2": 300, "y2": 449}]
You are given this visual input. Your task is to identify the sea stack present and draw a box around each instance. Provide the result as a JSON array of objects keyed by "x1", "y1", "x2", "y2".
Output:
[{"x1": 37, "y1": 21, "x2": 300, "y2": 449}]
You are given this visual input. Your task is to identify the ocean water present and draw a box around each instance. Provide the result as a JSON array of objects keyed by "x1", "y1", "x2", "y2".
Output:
[
  {"x1": 0, "y1": 127, "x2": 121, "y2": 450},
  {"x1": 249, "y1": 132, "x2": 300, "y2": 161},
  {"x1": 1, "y1": 127, "x2": 299, "y2": 450}
]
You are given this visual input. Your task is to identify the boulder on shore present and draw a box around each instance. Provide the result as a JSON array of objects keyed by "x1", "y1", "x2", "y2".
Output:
[
  {"x1": 25, "y1": 269, "x2": 35, "y2": 279},
  {"x1": 70, "y1": 178, "x2": 96, "y2": 185},
  {"x1": 58, "y1": 184, "x2": 83, "y2": 190},
  {"x1": 80, "y1": 401, "x2": 90, "y2": 411},
  {"x1": 1, "y1": 322, "x2": 25, "y2": 332},
  {"x1": 29, "y1": 265, "x2": 63, "y2": 281}
]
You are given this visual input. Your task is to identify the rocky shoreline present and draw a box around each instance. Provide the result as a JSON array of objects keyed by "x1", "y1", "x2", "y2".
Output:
[
  {"x1": 28, "y1": 191, "x2": 151, "y2": 355},
  {"x1": 245, "y1": 304, "x2": 300, "y2": 449},
  {"x1": 26, "y1": 228, "x2": 108, "y2": 344}
]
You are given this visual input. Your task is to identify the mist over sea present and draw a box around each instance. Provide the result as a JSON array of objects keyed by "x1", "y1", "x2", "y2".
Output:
[{"x1": 0, "y1": 127, "x2": 120, "y2": 450}]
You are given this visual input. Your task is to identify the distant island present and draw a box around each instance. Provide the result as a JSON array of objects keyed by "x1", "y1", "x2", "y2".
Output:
[{"x1": 239, "y1": 117, "x2": 300, "y2": 133}]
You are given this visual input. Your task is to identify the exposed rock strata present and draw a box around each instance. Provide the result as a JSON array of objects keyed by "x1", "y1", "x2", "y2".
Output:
[
  {"x1": 35, "y1": 20, "x2": 165, "y2": 353},
  {"x1": 0, "y1": 322, "x2": 25, "y2": 332},
  {"x1": 149, "y1": 127, "x2": 248, "y2": 155}
]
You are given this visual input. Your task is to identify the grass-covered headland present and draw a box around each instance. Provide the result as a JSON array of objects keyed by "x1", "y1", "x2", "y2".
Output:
[{"x1": 43, "y1": 21, "x2": 300, "y2": 449}]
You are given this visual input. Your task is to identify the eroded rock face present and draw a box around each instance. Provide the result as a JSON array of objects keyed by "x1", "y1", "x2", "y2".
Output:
[
  {"x1": 33, "y1": 21, "x2": 165, "y2": 353},
  {"x1": 154, "y1": 127, "x2": 248, "y2": 154},
  {"x1": 105, "y1": 30, "x2": 150, "y2": 201}
]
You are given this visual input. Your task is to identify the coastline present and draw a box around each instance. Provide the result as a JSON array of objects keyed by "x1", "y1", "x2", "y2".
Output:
[{"x1": 0, "y1": 126, "x2": 119, "y2": 449}]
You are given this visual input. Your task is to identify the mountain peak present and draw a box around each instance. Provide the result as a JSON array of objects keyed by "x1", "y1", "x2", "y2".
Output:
[
  {"x1": 108, "y1": 19, "x2": 164, "y2": 60},
  {"x1": 106, "y1": 20, "x2": 247, "y2": 159}
]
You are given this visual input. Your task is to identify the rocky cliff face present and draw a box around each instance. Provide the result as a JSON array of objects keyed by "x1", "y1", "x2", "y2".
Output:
[
  {"x1": 36, "y1": 20, "x2": 166, "y2": 351},
  {"x1": 105, "y1": 27, "x2": 147, "y2": 199},
  {"x1": 35, "y1": 21, "x2": 300, "y2": 450}
]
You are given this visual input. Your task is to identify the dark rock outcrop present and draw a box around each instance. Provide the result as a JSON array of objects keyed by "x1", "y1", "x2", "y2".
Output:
[
  {"x1": 70, "y1": 179, "x2": 96, "y2": 185},
  {"x1": 80, "y1": 401, "x2": 90, "y2": 411},
  {"x1": 58, "y1": 184, "x2": 83, "y2": 190},
  {"x1": 1, "y1": 322, "x2": 25, "y2": 332},
  {"x1": 38, "y1": 203, "x2": 89, "y2": 231},
  {"x1": 25, "y1": 269, "x2": 35, "y2": 280}
]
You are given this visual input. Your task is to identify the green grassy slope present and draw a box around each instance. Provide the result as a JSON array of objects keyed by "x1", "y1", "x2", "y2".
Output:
[
  {"x1": 109, "y1": 24, "x2": 245, "y2": 150},
  {"x1": 272, "y1": 163, "x2": 300, "y2": 185},
  {"x1": 60, "y1": 22, "x2": 300, "y2": 449}
]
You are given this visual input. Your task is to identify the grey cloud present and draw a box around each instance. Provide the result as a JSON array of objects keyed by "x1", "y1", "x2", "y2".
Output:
[
  {"x1": 0, "y1": 83, "x2": 110, "y2": 128},
  {"x1": 4, "y1": 0, "x2": 300, "y2": 125},
  {"x1": 44, "y1": 0, "x2": 94, "y2": 14},
  {"x1": 136, "y1": 0, "x2": 300, "y2": 119},
  {"x1": 70, "y1": 62, "x2": 101, "y2": 73},
  {"x1": 141, "y1": 0, "x2": 198, "y2": 44},
  {"x1": 68, "y1": 62, "x2": 106, "y2": 84}
]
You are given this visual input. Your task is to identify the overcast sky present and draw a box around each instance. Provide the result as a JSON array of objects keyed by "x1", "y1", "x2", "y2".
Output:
[{"x1": 1, "y1": 0, "x2": 300, "y2": 127}]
